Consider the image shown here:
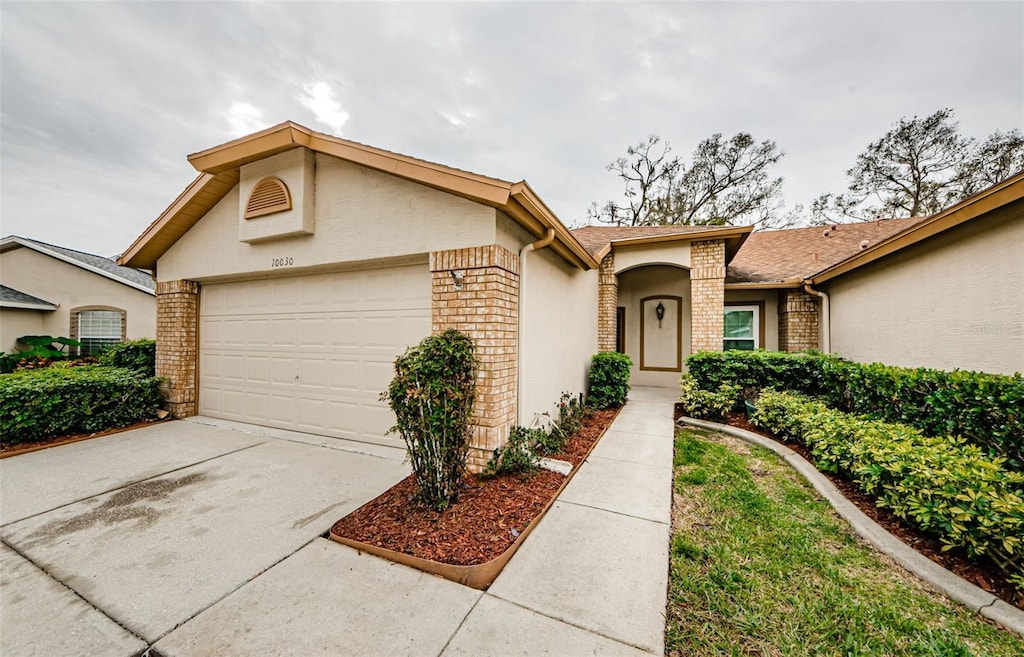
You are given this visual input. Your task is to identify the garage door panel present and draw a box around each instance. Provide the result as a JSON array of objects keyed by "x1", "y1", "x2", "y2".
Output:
[{"x1": 200, "y1": 264, "x2": 429, "y2": 448}]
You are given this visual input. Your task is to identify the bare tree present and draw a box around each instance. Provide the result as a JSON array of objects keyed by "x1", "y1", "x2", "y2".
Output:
[{"x1": 589, "y1": 132, "x2": 792, "y2": 229}]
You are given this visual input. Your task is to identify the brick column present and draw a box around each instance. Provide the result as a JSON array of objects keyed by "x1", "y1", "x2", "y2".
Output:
[
  {"x1": 155, "y1": 280, "x2": 199, "y2": 418},
  {"x1": 778, "y1": 290, "x2": 820, "y2": 352},
  {"x1": 690, "y1": 239, "x2": 726, "y2": 353},
  {"x1": 430, "y1": 245, "x2": 519, "y2": 473},
  {"x1": 597, "y1": 253, "x2": 618, "y2": 352}
]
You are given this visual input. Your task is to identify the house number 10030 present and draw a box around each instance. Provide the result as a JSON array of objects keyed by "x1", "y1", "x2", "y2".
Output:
[{"x1": 271, "y1": 257, "x2": 294, "y2": 268}]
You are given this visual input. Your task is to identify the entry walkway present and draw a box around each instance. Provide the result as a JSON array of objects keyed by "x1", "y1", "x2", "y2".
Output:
[{"x1": 1, "y1": 387, "x2": 677, "y2": 656}]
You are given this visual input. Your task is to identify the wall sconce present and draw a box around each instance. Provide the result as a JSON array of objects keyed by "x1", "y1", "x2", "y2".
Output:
[
  {"x1": 656, "y1": 302, "x2": 665, "y2": 328},
  {"x1": 450, "y1": 270, "x2": 465, "y2": 290}
]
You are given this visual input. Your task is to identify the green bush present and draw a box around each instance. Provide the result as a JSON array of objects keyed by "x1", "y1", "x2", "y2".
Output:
[
  {"x1": 678, "y1": 374, "x2": 739, "y2": 421},
  {"x1": 751, "y1": 390, "x2": 1024, "y2": 574},
  {"x1": 98, "y1": 339, "x2": 156, "y2": 376},
  {"x1": 483, "y1": 426, "x2": 542, "y2": 478},
  {"x1": 0, "y1": 366, "x2": 164, "y2": 444},
  {"x1": 686, "y1": 351, "x2": 1023, "y2": 469},
  {"x1": 382, "y1": 330, "x2": 477, "y2": 511},
  {"x1": 588, "y1": 352, "x2": 632, "y2": 409},
  {"x1": 0, "y1": 335, "x2": 82, "y2": 373}
]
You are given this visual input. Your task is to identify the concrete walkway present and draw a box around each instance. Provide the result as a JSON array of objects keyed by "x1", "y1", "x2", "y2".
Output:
[{"x1": 1, "y1": 387, "x2": 677, "y2": 656}]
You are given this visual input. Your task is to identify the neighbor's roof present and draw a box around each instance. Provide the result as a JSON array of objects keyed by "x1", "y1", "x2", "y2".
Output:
[
  {"x1": 571, "y1": 224, "x2": 752, "y2": 262},
  {"x1": 120, "y1": 121, "x2": 599, "y2": 271},
  {"x1": 808, "y1": 171, "x2": 1024, "y2": 285},
  {"x1": 0, "y1": 235, "x2": 156, "y2": 295},
  {"x1": 0, "y1": 284, "x2": 58, "y2": 310}
]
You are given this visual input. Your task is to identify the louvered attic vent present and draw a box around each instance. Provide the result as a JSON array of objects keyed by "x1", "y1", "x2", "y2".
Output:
[{"x1": 245, "y1": 177, "x2": 292, "y2": 219}]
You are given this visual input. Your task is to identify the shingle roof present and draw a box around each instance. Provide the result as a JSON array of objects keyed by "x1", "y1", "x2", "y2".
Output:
[
  {"x1": 571, "y1": 224, "x2": 738, "y2": 257},
  {"x1": 0, "y1": 284, "x2": 57, "y2": 309},
  {"x1": 2, "y1": 236, "x2": 156, "y2": 292},
  {"x1": 727, "y1": 218, "x2": 924, "y2": 284}
]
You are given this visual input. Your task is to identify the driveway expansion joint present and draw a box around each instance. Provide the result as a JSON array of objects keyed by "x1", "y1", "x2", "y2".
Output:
[{"x1": 677, "y1": 416, "x2": 1024, "y2": 637}]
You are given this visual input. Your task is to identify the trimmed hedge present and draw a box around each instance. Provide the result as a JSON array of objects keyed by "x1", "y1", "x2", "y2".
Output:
[
  {"x1": 0, "y1": 366, "x2": 164, "y2": 444},
  {"x1": 588, "y1": 352, "x2": 632, "y2": 409},
  {"x1": 678, "y1": 374, "x2": 737, "y2": 421},
  {"x1": 751, "y1": 390, "x2": 1024, "y2": 573},
  {"x1": 98, "y1": 339, "x2": 156, "y2": 376},
  {"x1": 686, "y1": 351, "x2": 1024, "y2": 468}
]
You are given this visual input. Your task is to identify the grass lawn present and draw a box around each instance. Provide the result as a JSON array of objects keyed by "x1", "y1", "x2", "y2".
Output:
[{"x1": 667, "y1": 427, "x2": 1024, "y2": 657}]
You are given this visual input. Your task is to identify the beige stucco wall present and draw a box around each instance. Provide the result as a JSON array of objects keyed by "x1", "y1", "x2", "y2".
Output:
[
  {"x1": 617, "y1": 265, "x2": 692, "y2": 388},
  {"x1": 0, "y1": 308, "x2": 46, "y2": 352},
  {"x1": 824, "y1": 204, "x2": 1024, "y2": 375},
  {"x1": 724, "y1": 289, "x2": 780, "y2": 351},
  {"x1": 0, "y1": 247, "x2": 156, "y2": 349},
  {"x1": 614, "y1": 243, "x2": 691, "y2": 274},
  {"x1": 159, "y1": 152, "x2": 499, "y2": 282},
  {"x1": 503, "y1": 213, "x2": 599, "y2": 424}
]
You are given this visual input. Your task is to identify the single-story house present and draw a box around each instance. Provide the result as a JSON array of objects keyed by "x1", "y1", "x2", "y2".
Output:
[
  {"x1": 0, "y1": 236, "x2": 156, "y2": 355},
  {"x1": 119, "y1": 122, "x2": 1022, "y2": 469}
]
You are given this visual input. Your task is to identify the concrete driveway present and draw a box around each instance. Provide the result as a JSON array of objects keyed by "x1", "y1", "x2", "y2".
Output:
[
  {"x1": 2, "y1": 389, "x2": 675, "y2": 657},
  {"x1": 0, "y1": 418, "x2": 410, "y2": 655}
]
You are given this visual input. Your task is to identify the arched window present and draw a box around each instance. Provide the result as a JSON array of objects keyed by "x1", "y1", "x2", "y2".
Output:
[{"x1": 70, "y1": 307, "x2": 126, "y2": 355}]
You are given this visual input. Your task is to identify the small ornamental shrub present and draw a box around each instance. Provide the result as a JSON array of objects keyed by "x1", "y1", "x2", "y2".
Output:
[
  {"x1": 98, "y1": 339, "x2": 157, "y2": 377},
  {"x1": 678, "y1": 374, "x2": 739, "y2": 421},
  {"x1": 556, "y1": 391, "x2": 584, "y2": 437},
  {"x1": 588, "y1": 352, "x2": 632, "y2": 409},
  {"x1": 0, "y1": 366, "x2": 164, "y2": 444},
  {"x1": 382, "y1": 330, "x2": 477, "y2": 511},
  {"x1": 0, "y1": 335, "x2": 82, "y2": 373},
  {"x1": 751, "y1": 390, "x2": 1024, "y2": 577},
  {"x1": 483, "y1": 426, "x2": 542, "y2": 479}
]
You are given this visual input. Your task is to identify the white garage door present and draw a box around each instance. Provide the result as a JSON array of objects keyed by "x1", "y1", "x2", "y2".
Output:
[{"x1": 199, "y1": 264, "x2": 430, "y2": 447}]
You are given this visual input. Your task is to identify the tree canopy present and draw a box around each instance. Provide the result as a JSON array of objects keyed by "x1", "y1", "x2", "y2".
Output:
[
  {"x1": 812, "y1": 109, "x2": 1024, "y2": 223},
  {"x1": 588, "y1": 132, "x2": 795, "y2": 229}
]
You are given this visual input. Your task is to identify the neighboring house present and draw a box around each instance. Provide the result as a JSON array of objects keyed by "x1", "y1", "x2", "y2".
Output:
[
  {"x1": 119, "y1": 121, "x2": 1023, "y2": 471},
  {"x1": 0, "y1": 236, "x2": 156, "y2": 355}
]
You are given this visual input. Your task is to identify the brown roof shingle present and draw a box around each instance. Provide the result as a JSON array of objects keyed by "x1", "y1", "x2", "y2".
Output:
[
  {"x1": 570, "y1": 224, "x2": 737, "y2": 257},
  {"x1": 727, "y1": 218, "x2": 924, "y2": 284}
]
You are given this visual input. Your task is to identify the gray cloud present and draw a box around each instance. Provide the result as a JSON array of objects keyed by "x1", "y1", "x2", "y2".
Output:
[{"x1": 2, "y1": 1, "x2": 1021, "y2": 255}]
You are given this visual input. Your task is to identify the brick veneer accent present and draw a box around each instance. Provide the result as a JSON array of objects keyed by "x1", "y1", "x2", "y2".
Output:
[
  {"x1": 429, "y1": 245, "x2": 519, "y2": 473},
  {"x1": 597, "y1": 253, "x2": 618, "y2": 352},
  {"x1": 778, "y1": 289, "x2": 820, "y2": 352},
  {"x1": 155, "y1": 280, "x2": 199, "y2": 418},
  {"x1": 690, "y1": 239, "x2": 726, "y2": 353}
]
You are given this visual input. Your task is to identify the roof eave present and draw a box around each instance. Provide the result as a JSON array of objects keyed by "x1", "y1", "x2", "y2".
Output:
[
  {"x1": 3, "y1": 237, "x2": 155, "y2": 296},
  {"x1": 1, "y1": 301, "x2": 59, "y2": 311},
  {"x1": 607, "y1": 225, "x2": 753, "y2": 264},
  {"x1": 808, "y1": 173, "x2": 1024, "y2": 285}
]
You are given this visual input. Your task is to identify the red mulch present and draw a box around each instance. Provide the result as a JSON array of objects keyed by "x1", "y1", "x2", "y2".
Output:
[
  {"x1": 676, "y1": 404, "x2": 1023, "y2": 611},
  {"x1": 0, "y1": 417, "x2": 169, "y2": 457},
  {"x1": 331, "y1": 407, "x2": 619, "y2": 566}
]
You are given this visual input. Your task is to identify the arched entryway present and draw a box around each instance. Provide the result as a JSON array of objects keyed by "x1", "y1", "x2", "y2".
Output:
[{"x1": 616, "y1": 264, "x2": 691, "y2": 388}]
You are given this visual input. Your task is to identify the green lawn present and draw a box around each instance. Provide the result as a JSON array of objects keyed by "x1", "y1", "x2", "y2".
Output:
[{"x1": 667, "y1": 427, "x2": 1024, "y2": 657}]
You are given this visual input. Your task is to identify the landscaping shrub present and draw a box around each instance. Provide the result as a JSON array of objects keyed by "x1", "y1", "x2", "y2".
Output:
[
  {"x1": 98, "y1": 338, "x2": 156, "y2": 376},
  {"x1": 686, "y1": 351, "x2": 1024, "y2": 468},
  {"x1": 483, "y1": 426, "x2": 542, "y2": 478},
  {"x1": 588, "y1": 352, "x2": 632, "y2": 409},
  {"x1": 0, "y1": 335, "x2": 81, "y2": 374},
  {"x1": 382, "y1": 330, "x2": 476, "y2": 511},
  {"x1": 750, "y1": 390, "x2": 1024, "y2": 577},
  {"x1": 678, "y1": 374, "x2": 739, "y2": 421},
  {"x1": 556, "y1": 391, "x2": 584, "y2": 437},
  {"x1": 0, "y1": 366, "x2": 163, "y2": 444}
]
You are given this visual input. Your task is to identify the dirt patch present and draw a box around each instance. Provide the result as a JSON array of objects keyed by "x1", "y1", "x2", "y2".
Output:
[
  {"x1": 331, "y1": 407, "x2": 618, "y2": 566},
  {"x1": 702, "y1": 413, "x2": 1024, "y2": 611}
]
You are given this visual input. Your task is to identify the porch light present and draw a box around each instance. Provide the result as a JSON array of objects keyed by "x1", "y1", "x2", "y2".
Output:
[
  {"x1": 450, "y1": 270, "x2": 465, "y2": 290},
  {"x1": 656, "y1": 302, "x2": 665, "y2": 328}
]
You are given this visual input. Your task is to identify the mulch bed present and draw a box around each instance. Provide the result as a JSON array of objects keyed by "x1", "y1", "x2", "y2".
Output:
[
  {"x1": 330, "y1": 407, "x2": 619, "y2": 566},
  {"x1": 676, "y1": 404, "x2": 1023, "y2": 611},
  {"x1": 0, "y1": 417, "x2": 170, "y2": 457}
]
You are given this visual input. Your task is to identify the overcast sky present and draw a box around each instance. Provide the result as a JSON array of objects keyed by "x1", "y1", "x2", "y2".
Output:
[{"x1": 2, "y1": 1, "x2": 1021, "y2": 258}]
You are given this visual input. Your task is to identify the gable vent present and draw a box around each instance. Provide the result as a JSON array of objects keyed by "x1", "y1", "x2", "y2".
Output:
[{"x1": 245, "y1": 177, "x2": 292, "y2": 219}]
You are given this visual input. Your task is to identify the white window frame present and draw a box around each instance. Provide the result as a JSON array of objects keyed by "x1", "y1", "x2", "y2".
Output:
[
  {"x1": 77, "y1": 309, "x2": 124, "y2": 355},
  {"x1": 723, "y1": 305, "x2": 760, "y2": 351}
]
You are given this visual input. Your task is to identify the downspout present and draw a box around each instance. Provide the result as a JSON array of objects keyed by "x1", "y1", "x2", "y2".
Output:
[
  {"x1": 517, "y1": 228, "x2": 556, "y2": 425},
  {"x1": 804, "y1": 282, "x2": 831, "y2": 354}
]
